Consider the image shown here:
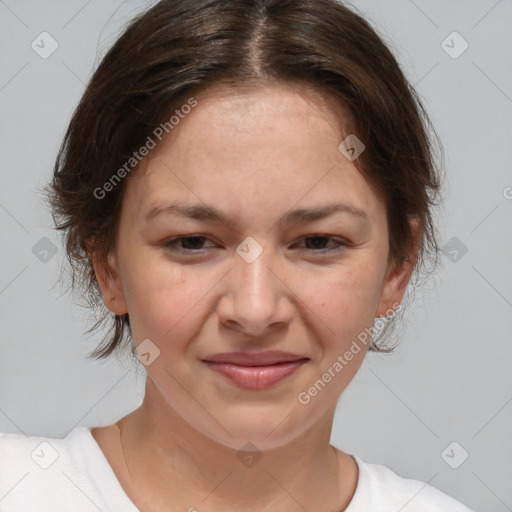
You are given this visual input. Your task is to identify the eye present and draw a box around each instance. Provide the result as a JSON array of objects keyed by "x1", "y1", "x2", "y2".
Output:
[
  {"x1": 294, "y1": 235, "x2": 349, "y2": 252},
  {"x1": 162, "y1": 234, "x2": 349, "y2": 255},
  {"x1": 163, "y1": 235, "x2": 216, "y2": 253}
]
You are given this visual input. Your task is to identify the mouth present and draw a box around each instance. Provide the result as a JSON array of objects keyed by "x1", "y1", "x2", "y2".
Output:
[{"x1": 201, "y1": 351, "x2": 309, "y2": 390}]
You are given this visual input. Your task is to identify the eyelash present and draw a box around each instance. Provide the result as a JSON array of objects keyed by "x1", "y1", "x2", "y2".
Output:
[{"x1": 162, "y1": 235, "x2": 349, "y2": 254}]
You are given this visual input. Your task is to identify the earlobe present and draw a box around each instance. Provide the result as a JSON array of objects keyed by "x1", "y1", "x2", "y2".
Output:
[
  {"x1": 87, "y1": 241, "x2": 128, "y2": 315},
  {"x1": 376, "y1": 218, "x2": 421, "y2": 317},
  {"x1": 376, "y1": 260, "x2": 412, "y2": 318}
]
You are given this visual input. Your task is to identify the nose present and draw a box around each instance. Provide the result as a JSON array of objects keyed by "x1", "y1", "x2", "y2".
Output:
[{"x1": 216, "y1": 244, "x2": 294, "y2": 338}]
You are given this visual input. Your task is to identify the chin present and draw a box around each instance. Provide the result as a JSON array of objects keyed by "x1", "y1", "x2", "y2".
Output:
[{"x1": 199, "y1": 406, "x2": 316, "y2": 452}]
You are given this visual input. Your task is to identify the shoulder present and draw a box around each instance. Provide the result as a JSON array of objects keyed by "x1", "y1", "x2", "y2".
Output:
[
  {"x1": 0, "y1": 428, "x2": 103, "y2": 510},
  {"x1": 0, "y1": 428, "x2": 91, "y2": 472},
  {"x1": 347, "y1": 455, "x2": 474, "y2": 511}
]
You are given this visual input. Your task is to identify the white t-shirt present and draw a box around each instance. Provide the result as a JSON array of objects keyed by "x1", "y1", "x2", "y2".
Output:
[{"x1": 0, "y1": 427, "x2": 474, "y2": 511}]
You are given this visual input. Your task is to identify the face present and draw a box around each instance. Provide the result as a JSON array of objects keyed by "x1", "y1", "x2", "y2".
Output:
[{"x1": 95, "y1": 82, "x2": 412, "y2": 450}]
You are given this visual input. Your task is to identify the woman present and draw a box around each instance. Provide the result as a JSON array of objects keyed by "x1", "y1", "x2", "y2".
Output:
[{"x1": 0, "y1": 0, "x2": 474, "y2": 510}]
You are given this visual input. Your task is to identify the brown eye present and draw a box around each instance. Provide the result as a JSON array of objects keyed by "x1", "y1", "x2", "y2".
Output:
[
  {"x1": 296, "y1": 236, "x2": 348, "y2": 252},
  {"x1": 163, "y1": 236, "x2": 215, "y2": 252}
]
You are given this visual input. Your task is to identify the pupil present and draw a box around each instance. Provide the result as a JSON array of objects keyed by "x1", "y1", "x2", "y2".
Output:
[
  {"x1": 184, "y1": 237, "x2": 203, "y2": 249},
  {"x1": 307, "y1": 236, "x2": 325, "y2": 249}
]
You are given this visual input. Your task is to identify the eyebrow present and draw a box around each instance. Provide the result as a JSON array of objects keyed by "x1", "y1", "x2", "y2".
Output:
[{"x1": 144, "y1": 201, "x2": 369, "y2": 226}]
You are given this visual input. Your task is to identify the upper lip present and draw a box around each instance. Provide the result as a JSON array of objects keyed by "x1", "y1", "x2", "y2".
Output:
[{"x1": 202, "y1": 350, "x2": 309, "y2": 366}]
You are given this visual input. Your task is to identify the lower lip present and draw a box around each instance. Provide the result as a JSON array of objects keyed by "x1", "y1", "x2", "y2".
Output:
[{"x1": 203, "y1": 359, "x2": 308, "y2": 390}]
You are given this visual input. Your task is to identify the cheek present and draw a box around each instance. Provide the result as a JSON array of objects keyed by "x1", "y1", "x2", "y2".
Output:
[
  {"x1": 120, "y1": 253, "x2": 206, "y2": 341},
  {"x1": 296, "y1": 261, "x2": 384, "y2": 340},
  {"x1": 121, "y1": 243, "x2": 386, "y2": 351}
]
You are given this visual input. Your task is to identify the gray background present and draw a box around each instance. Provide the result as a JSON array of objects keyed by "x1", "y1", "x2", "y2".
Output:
[{"x1": 0, "y1": 1, "x2": 511, "y2": 510}]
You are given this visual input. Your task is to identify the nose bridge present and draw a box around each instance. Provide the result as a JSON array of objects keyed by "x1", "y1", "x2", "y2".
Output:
[
  {"x1": 219, "y1": 237, "x2": 290, "y2": 335},
  {"x1": 234, "y1": 237, "x2": 278, "y2": 303}
]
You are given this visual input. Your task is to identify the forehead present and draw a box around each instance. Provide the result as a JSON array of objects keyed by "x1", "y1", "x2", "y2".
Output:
[
  {"x1": 145, "y1": 80, "x2": 352, "y2": 166},
  {"x1": 189, "y1": 80, "x2": 349, "y2": 129},
  {"x1": 120, "y1": 82, "x2": 383, "y2": 226}
]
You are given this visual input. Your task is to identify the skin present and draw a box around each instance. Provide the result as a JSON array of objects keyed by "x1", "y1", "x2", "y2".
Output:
[{"x1": 90, "y1": 81, "x2": 418, "y2": 512}]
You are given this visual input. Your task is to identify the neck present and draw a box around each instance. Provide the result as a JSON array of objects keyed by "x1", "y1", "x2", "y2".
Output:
[{"x1": 116, "y1": 379, "x2": 357, "y2": 512}]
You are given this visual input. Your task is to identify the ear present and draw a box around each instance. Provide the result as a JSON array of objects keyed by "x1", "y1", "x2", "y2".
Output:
[
  {"x1": 375, "y1": 217, "x2": 421, "y2": 317},
  {"x1": 87, "y1": 239, "x2": 128, "y2": 316}
]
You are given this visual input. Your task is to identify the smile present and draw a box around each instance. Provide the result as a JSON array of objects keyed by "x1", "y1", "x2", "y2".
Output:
[{"x1": 202, "y1": 359, "x2": 309, "y2": 390}]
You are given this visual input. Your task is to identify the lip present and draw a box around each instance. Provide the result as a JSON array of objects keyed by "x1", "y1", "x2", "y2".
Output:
[
  {"x1": 202, "y1": 350, "x2": 308, "y2": 366},
  {"x1": 201, "y1": 351, "x2": 309, "y2": 390}
]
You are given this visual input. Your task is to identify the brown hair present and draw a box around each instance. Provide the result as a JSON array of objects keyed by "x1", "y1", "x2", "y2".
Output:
[{"x1": 45, "y1": 0, "x2": 444, "y2": 360}]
